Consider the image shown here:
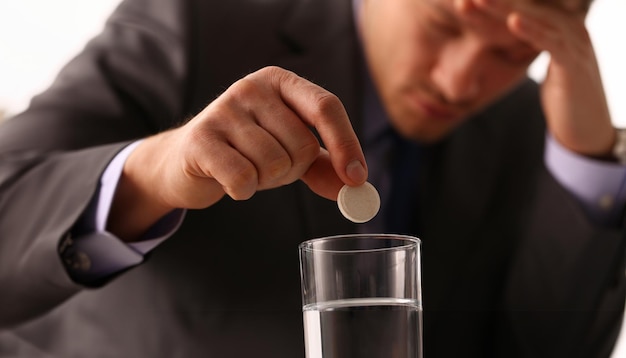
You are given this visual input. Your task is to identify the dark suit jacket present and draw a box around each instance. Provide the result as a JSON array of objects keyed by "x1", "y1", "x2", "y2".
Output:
[{"x1": 0, "y1": 0, "x2": 624, "y2": 357}]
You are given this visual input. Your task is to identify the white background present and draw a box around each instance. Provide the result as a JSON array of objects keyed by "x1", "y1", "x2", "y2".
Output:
[
  {"x1": 0, "y1": 0, "x2": 625, "y2": 356},
  {"x1": 0, "y1": 0, "x2": 625, "y2": 124},
  {"x1": 0, "y1": 0, "x2": 122, "y2": 118}
]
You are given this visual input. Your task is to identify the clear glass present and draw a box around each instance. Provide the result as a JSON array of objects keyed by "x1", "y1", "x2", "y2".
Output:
[{"x1": 299, "y1": 234, "x2": 422, "y2": 358}]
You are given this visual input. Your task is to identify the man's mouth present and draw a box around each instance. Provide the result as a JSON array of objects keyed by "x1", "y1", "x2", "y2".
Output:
[{"x1": 407, "y1": 92, "x2": 458, "y2": 121}]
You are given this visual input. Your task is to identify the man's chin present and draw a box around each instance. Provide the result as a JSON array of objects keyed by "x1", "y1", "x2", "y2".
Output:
[
  {"x1": 389, "y1": 113, "x2": 461, "y2": 144},
  {"x1": 410, "y1": 129, "x2": 452, "y2": 144},
  {"x1": 394, "y1": 122, "x2": 455, "y2": 144}
]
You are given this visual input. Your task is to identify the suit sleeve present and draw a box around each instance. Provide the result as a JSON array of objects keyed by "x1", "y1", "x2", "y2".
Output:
[
  {"x1": 0, "y1": 0, "x2": 189, "y2": 329},
  {"x1": 475, "y1": 80, "x2": 626, "y2": 357},
  {"x1": 498, "y1": 164, "x2": 626, "y2": 358}
]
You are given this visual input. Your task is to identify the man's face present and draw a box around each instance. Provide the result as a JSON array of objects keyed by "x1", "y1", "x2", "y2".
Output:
[{"x1": 359, "y1": 0, "x2": 542, "y2": 142}]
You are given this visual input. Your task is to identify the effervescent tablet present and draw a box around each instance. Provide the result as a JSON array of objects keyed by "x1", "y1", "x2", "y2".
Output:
[{"x1": 337, "y1": 181, "x2": 380, "y2": 223}]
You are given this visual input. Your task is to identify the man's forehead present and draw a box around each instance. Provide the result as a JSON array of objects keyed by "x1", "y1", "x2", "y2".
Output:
[
  {"x1": 425, "y1": 0, "x2": 508, "y2": 28},
  {"x1": 426, "y1": 0, "x2": 538, "y2": 49}
]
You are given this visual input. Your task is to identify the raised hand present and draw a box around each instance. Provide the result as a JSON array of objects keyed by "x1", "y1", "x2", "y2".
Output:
[
  {"x1": 470, "y1": 0, "x2": 615, "y2": 157},
  {"x1": 110, "y1": 66, "x2": 367, "y2": 240}
]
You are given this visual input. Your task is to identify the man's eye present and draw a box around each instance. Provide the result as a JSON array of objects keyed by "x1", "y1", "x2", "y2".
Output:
[
  {"x1": 492, "y1": 48, "x2": 538, "y2": 65},
  {"x1": 430, "y1": 20, "x2": 460, "y2": 37}
]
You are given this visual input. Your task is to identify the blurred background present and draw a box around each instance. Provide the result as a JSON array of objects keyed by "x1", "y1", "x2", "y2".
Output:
[
  {"x1": 0, "y1": 0, "x2": 625, "y2": 124},
  {"x1": 0, "y1": 0, "x2": 625, "y2": 356},
  {"x1": 0, "y1": 0, "x2": 122, "y2": 120}
]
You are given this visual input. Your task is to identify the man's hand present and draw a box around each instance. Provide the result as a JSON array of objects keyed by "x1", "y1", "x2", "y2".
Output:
[
  {"x1": 109, "y1": 66, "x2": 368, "y2": 240},
  {"x1": 472, "y1": 0, "x2": 615, "y2": 157}
]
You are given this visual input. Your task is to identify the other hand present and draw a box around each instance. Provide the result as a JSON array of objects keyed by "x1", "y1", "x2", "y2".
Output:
[
  {"x1": 472, "y1": 0, "x2": 615, "y2": 157},
  {"x1": 110, "y1": 66, "x2": 367, "y2": 239}
]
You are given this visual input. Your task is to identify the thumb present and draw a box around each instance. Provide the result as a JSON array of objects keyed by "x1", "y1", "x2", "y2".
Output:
[{"x1": 301, "y1": 148, "x2": 360, "y2": 201}]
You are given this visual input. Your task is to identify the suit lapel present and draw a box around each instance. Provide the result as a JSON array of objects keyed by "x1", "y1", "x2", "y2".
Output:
[
  {"x1": 278, "y1": 0, "x2": 361, "y2": 126},
  {"x1": 276, "y1": 0, "x2": 362, "y2": 238}
]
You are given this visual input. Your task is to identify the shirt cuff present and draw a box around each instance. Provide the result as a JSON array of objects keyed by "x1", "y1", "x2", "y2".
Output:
[
  {"x1": 96, "y1": 140, "x2": 186, "y2": 253},
  {"x1": 65, "y1": 141, "x2": 186, "y2": 284},
  {"x1": 545, "y1": 134, "x2": 626, "y2": 225}
]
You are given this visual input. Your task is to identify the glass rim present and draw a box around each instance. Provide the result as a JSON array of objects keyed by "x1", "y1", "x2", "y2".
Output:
[{"x1": 299, "y1": 233, "x2": 421, "y2": 254}]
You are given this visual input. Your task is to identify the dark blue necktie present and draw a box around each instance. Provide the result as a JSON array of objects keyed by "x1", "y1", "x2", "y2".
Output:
[
  {"x1": 361, "y1": 128, "x2": 420, "y2": 235},
  {"x1": 385, "y1": 132, "x2": 421, "y2": 235},
  {"x1": 359, "y1": 68, "x2": 421, "y2": 235}
]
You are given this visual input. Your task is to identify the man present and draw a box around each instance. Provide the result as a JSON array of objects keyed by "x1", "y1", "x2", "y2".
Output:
[{"x1": 0, "y1": 0, "x2": 624, "y2": 356}]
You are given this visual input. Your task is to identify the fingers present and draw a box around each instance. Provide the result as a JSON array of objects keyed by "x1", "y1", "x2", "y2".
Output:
[
  {"x1": 262, "y1": 67, "x2": 368, "y2": 186},
  {"x1": 458, "y1": 0, "x2": 507, "y2": 21},
  {"x1": 222, "y1": 81, "x2": 320, "y2": 185},
  {"x1": 507, "y1": 13, "x2": 593, "y2": 65},
  {"x1": 192, "y1": 132, "x2": 260, "y2": 201},
  {"x1": 190, "y1": 84, "x2": 315, "y2": 200},
  {"x1": 301, "y1": 148, "x2": 345, "y2": 201},
  {"x1": 466, "y1": 0, "x2": 612, "y2": 157},
  {"x1": 506, "y1": 14, "x2": 558, "y2": 53},
  {"x1": 187, "y1": 66, "x2": 366, "y2": 202},
  {"x1": 469, "y1": 0, "x2": 590, "y2": 61}
]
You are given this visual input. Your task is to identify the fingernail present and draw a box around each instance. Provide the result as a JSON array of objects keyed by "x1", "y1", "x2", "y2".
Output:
[{"x1": 346, "y1": 160, "x2": 367, "y2": 183}]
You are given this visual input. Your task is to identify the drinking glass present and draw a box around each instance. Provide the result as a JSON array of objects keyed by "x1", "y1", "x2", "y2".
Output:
[{"x1": 299, "y1": 234, "x2": 422, "y2": 358}]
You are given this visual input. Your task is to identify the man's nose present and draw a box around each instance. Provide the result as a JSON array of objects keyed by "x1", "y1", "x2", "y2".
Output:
[{"x1": 430, "y1": 40, "x2": 483, "y2": 104}]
